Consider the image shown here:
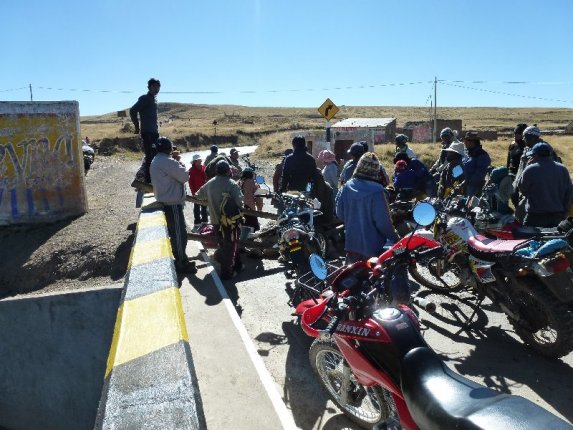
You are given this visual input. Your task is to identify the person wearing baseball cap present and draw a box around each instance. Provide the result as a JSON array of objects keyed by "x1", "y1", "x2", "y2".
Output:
[
  {"x1": 517, "y1": 142, "x2": 573, "y2": 227},
  {"x1": 512, "y1": 125, "x2": 561, "y2": 221},
  {"x1": 338, "y1": 142, "x2": 365, "y2": 186},
  {"x1": 150, "y1": 137, "x2": 197, "y2": 274},
  {"x1": 188, "y1": 153, "x2": 208, "y2": 225}
]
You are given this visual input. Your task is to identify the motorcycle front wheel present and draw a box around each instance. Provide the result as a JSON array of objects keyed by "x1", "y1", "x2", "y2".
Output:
[
  {"x1": 408, "y1": 255, "x2": 464, "y2": 293},
  {"x1": 508, "y1": 278, "x2": 573, "y2": 358},
  {"x1": 309, "y1": 338, "x2": 395, "y2": 429}
]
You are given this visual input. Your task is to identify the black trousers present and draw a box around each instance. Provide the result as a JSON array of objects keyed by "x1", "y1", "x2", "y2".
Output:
[
  {"x1": 163, "y1": 204, "x2": 189, "y2": 269},
  {"x1": 523, "y1": 212, "x2": 564, "y2": 228},
  {"x1": 193, "y1": 203, "x2": 208, "y2": 224},
  {"x1": 141, "y1": 132, "x2": 159, "y2": 183},
  {"x1": 213, "y1": 224, "x2": 241, "y2": 279}
]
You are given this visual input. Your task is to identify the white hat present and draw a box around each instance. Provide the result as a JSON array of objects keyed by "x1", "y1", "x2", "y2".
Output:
[
  {"x1": 444, "y1": 141, "x2": 466, "y2": 156},
  {"x1": 192, "y1": 154, "x2": 202, "y2": 162}
]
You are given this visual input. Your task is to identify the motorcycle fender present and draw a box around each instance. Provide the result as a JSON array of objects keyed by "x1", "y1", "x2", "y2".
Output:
[
  {"x1": 469, "y1": 256, "x2": 496, "y2": 283},
  {"x1": 537, "y1": 271, "x2": 573, "y2": 303}
]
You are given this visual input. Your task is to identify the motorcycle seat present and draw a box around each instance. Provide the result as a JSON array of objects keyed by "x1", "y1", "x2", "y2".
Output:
[
  {"x1": 401, "y1": 347, "x2": 572, "y2": 430},
  {"x1": 467, "y1": 234, "x2": 527, "y2": 258},
  {"x1": 511, "y1": 226, "x2": 561, "y2": 239}
]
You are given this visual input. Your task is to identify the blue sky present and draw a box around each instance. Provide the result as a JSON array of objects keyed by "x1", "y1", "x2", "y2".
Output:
[{"x1": 2, "y1": 0, "x2": 573, "y2": 116}]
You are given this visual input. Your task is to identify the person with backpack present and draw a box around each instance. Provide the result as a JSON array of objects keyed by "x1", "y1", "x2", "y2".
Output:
[
  {"x1": 196, "y1": 160, "x2": 244, "y2": 279},
  {"x1": 150, "y1": 137, "x2": 197, "y2": 274}
]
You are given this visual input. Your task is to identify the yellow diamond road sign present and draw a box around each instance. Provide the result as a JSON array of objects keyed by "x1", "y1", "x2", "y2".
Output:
[{"x1": 318, "y1": 98, "x2": 339, "y2": 121}]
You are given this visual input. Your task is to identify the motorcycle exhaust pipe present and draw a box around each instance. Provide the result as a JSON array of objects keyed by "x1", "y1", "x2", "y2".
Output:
[{"x1": 412, "y1": 296, "x2": 437, "y2": 313}]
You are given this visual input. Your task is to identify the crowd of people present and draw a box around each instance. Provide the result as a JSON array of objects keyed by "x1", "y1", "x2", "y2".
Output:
[{"x1": 129, "y1": 77, "x2": 573, "y2": 289}]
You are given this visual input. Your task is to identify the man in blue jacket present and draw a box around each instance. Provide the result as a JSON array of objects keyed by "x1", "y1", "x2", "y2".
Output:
[
  {"x1": 336, "y1": 153, "x2": 408, "y2": 304},
  {"x1": 462, "y1": 132, "x2": 491, "y2": 197}
]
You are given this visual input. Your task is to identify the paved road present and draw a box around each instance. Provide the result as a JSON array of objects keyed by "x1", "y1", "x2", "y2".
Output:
[{"x1": 185, "y1": 202, "x2": 573, "y2": 429}]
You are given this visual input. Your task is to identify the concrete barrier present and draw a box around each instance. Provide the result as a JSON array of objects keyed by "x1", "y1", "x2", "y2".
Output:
[
  {"x1": 95, "y1": 194, "x2": 205, "y2": 429},
  {"x1": 0, "y1": 286, "x2": 122, "y2": 430}
]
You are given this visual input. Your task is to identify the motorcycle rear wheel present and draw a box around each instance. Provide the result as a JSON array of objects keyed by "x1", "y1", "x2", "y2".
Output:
[
  {"x1": 408, "y1": 255, "x2": 464, "y2": 293},
  {"x1": 309, "y1": 338, "x2": 395, "y2": 429},
  {"x1": 508, "y1": 279, "x2": 573, "y2": 358}
]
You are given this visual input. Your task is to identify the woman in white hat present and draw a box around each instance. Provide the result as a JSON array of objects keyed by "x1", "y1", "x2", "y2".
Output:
[
  {"x1": 437, "y1": 141, "x2": 466, "y2": 198},
  {"x1": 188, "y1": 154, "x2": 208, "y2": 224}
]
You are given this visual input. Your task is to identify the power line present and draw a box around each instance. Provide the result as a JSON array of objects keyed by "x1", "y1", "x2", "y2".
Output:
[
  {"x1": 441, "y1": 81, "x2": 573, "y2": 104},
  {"x1": 0, "y1": 86, "x2": 27, "y2": 93}
]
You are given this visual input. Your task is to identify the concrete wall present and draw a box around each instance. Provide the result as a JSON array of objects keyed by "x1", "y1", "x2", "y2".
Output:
[
  {"x1": 0, "y1": 101, "x2": 87, "y2": 226},
  {"x1": 0, "y1": 286, "x2": 122, "y2": 430}
]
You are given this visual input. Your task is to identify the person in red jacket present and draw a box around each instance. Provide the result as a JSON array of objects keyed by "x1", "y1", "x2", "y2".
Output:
[{"x1": 188, "y1": 154, "x2": 208, "y2": 224}]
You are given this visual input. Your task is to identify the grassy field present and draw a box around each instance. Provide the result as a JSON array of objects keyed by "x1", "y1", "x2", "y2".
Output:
[{"x1": 80, "y1": 103, "x2": 573, "y2": 169}]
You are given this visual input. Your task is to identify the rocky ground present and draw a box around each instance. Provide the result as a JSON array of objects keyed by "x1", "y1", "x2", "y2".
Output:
[{"x1": 0, "y1": 155, "x2": 141, "y2": 297}]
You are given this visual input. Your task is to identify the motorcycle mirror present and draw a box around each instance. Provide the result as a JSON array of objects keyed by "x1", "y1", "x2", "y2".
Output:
[
  {"x1": 255, "y1": 175, "x2": 265, "y2": 184},
  {"x1": 452, "y1": 165, "x2": 463, "y2": 179},
  {"x1": 412, "y1": 202, "x2": 437, "y2": 227},
  {"x1": 309, "y1": 254, "x2": 328, "y2": 280}
]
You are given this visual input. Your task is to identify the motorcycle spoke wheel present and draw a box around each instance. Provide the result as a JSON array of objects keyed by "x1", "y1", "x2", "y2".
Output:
[
  {"x1": 309, "y1": 338, "x2": 393, "y2": 428},
  {"x1": 509, "y1": 279, "x2": 573, "y2": 358},
  {"x1": 409, "y1": 257, "x2": 463, "y2": 292}
]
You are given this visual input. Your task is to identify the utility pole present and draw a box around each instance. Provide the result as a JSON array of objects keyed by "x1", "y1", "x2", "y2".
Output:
[
  {"x1": 29, "y1": 83, "x2": 33, "y2": 101},
  {"x1": 433, "y1": 77, "x2": 437, "y2": 145}
]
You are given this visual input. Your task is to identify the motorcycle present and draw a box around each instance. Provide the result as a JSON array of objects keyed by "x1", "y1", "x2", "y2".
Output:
[
  {"x1": 411, "y1": 172, "x2": 573, "y2": 357},
  {"x1": 296, "y1": 203, "x2": 573, "y2": 429},
  {"x1": 83, "y1": 142, "x2": 95, "y2": 174}
]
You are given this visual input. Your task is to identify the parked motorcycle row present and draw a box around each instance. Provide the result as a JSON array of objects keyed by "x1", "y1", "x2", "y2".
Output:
[{"x1": 195, "y1": 161, "x2": 573, "y2": 429}]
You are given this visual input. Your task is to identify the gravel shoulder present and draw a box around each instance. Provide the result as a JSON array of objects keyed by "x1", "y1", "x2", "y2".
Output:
[{"x1": 0, "y1": 155, "x2": 141, "y2": 297}]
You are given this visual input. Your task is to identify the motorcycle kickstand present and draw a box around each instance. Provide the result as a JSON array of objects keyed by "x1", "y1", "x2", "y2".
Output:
[{"x1": 457, "y1": 295, "x2": 485, "y2": 334}]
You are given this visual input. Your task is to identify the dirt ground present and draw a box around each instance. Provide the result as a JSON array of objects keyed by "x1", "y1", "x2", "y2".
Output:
[{"x1": 0, "y1": 155, "x2": 141, "y2": 297}]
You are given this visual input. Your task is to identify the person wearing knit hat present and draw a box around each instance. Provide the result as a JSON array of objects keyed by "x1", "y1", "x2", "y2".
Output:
[
  {"x1": 319, "y1": 150, "x2": 339, "y2": 195},
  {"x1": 395, "y1": 134, "x2": 416, "y2": 159},
  {"x1": 336, "y1": 152, "x2": 406, "y2": 302},
  {"x1": 507, "y1": 123, "x2": 527, "y2": 175}
]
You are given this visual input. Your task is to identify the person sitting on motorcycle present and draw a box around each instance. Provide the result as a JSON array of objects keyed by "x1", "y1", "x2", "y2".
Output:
[
  {"x1": 392, "y1": 160, "x2": 418, "y2": 196},
  {"x1": 395, "y1": 134, "x2": 416, "y2": 159},
  {"x1": 336, "y1": 152, "x2": 408, "y2": 303},
  {"x1": 437, "y1": 141, "x2": 465, "y2": 198},
  {"x1": 430, "y1": 127, "x2": 457, "y2": 176},
  {"x1": 517, "y1": 142, "x2": 573, "y2": 228},
  {"x1": 281, "y1": 136, "x2": 317, "y2": 192},
  {"x1": 338, "y1": 142, "x2": 365, "y2": 187},
  {"x1": 394, "y1": 152, "x2": 436, "y2": 197},
  {"x1": 485, "y1": 166, "x2": 514, "y2": 215},
  {"x1": 462, "y1": 131, "x2": 491, "y2": 197}
]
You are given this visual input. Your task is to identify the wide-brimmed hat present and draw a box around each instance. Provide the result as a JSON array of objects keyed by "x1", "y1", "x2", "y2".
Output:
[
  {"x1": 444, "y1": 141, "x2": 466, "y2": 156},
  {"x1": 523, "y1": 125, "x2": 541, "y2": 137},
  {"x1": 192, "y1": 154, "x2": 202, "y2": 162},
  {"x1": 353, "y1": 152, "x2": 380, "y2": 181}
]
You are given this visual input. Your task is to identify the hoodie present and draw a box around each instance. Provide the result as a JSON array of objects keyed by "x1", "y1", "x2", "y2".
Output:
[{"x1": 336, "y1": 177, "x2": 398, "y2": 258}]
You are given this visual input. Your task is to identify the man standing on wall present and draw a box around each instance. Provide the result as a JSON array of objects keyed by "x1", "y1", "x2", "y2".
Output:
[{"x1": 131, "y1": 78, "x2": 161, "y2": 184}]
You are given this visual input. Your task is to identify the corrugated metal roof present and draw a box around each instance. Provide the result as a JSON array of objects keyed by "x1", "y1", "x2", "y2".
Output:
[{"x1": 332, "y1": 118, "x2": 395, "y2": 128}]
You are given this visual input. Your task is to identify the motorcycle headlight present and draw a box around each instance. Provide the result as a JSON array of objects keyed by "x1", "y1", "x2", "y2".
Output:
[{"x1": 282, "y1": 229, "x2": 300, "y2": 242}]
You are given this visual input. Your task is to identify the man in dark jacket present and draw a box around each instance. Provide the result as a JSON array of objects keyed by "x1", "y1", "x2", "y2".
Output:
[
  {"x1": 280, "y1": 136, "x2": 316, "y2": 192},
  {"x1": 518, "y1": 143, "x2": 572, "y2": 227},
  {"x1": 130, "y1": 78, "x2": 160, "y2": 183},
  {"x1": 462, "y1": 132, "x2": 491, "y2": 197},
  {"x1": 507, "y1": 123, "x2": 527, "y2": 175}
]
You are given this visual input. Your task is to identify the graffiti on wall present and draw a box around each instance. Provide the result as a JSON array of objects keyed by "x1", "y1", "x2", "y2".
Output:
[{"x1": 0, "y1": 103, "x2": 87, "y2": 225}]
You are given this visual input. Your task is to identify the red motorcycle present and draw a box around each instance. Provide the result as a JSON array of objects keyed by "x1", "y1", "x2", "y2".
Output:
[{"x1": 296, "y1": 202, "x2": 573, "y2": 429}]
